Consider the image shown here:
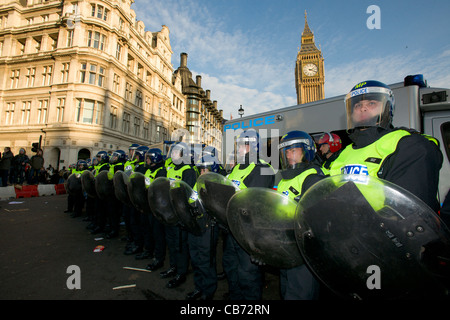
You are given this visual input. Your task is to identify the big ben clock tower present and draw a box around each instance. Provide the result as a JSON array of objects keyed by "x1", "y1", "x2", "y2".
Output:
[{"x1": 295, "y1": 11, "x2": 325, "y2": 104}]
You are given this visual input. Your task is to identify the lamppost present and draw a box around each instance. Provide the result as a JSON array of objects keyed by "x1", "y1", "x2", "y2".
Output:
[{"x1": 238, "y1": 105, "x2": 244, "y2": 118}]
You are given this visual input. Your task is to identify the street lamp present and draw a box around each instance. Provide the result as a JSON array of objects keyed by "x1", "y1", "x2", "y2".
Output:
[{"x1": 238, "y1": 105, "x2": 244, "y2": 118}]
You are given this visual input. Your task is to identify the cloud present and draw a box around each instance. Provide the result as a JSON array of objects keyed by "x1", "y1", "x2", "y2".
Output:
[
  {"x1": 325, "y1": 49, "x2": 450, "y2": 97},
  {"x1": 134, "y1": 0, "x2": 298, "y2": 118}
]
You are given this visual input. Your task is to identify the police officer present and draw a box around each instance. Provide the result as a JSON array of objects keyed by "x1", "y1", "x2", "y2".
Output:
[
  {"x1": 70, "y1": 160, "x2": 88, "y2": 218},
  {"x1": 124, "y1": 143, "x2": 140, "y2": 172},
  {"x1": 317, "y1": 132, "x2": 343, "y2": 172},
  {"x1": 161, "y1": 142, "x2": 197, "y2": 289},
  {"x1": 184, "y1": 155, "x2": 225, "y2": 300},
  {"x1": 83, "y1": 158, "x2": 96, "y2": 224},
  {"x1": 125, "y1": 146, "x2": 153, "y2": 259},
  {"x1": 91, "y1": 151, "x2": 110, "y2": 235},
  {"x1": 277, "y1": 131, "x2": 325, "y2": 300},
  {"x1": 144, "y1": 148, "x2": 168, "y2": 271},
  {"x1": 225, "y1": 129, "x2": 275, "y2": 300},
  {"x1": 105, "y1": 150, "x2": 126, "y2": 239},
  {"x1": 329, "y1": 80, "x2": 443, "y2": 213}
]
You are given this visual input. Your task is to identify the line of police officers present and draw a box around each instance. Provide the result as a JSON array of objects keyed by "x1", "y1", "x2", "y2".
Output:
[{"x1": 65, "y1": 79, "x2": 447, "y2": 300}]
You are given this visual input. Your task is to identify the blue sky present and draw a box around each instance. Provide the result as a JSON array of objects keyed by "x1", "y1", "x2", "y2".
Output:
[{"x1": 132, "y1": 0, "x2": 450, "y2": 119}]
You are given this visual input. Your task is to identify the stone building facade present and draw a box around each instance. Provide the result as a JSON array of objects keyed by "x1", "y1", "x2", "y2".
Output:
[{"x1": 0, "y1": 0, "x2": 223, "y2": 169}]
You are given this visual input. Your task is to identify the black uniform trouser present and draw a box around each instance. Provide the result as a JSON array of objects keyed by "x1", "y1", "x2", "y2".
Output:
[
  {"x1": 188, "y1": 218, "x2": 219, "y2": 298},
  {"x1": 141, "y1": 211, "x2": 154, "y2": 253},
  {"x1": 67, "y1": 194, "x2": 74, "y2": 211},
  {"x1": 222, "y1": 234, "x2": 263, "y2": 300},
  {"x1": 129, "y1": 206, "x2": 143, "y2": 247},
  {"x1": 151, "y1": 214, "x2": 166, "y2": 262},
  {"x1": 94, "y1": 198, "x2": 107, "y2": 230},
  {"x1": 280, "y1": 264, "x2": 320, "y2": 300},
  {"x1": 73, "y1": 192, "x2": 85, "y2": 216},
  {"x1": 165, "y1": 225, "x2": 189, "y2": 275},
  {"x1": 85, "y1": 196, "x2": 95, "y2": 219},
  {"x1": 107, "y1": 196, "x2": 122, "y2": 234}
]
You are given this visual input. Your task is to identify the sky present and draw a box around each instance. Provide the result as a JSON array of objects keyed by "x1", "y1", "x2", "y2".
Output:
[{"x1": 132, "y1": 0, "x2": 450, "y2": 119}]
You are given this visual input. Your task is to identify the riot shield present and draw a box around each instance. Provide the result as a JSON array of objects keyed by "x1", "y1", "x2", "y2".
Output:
[
  {"x1": 294, "y1": 174, "x2": 450, "y2": 300},
  {"x1": 127, "y1": 171, "x2": 151, "y2": 214},
  {"x1": 196, "y1": 172, "x2": 240, "y2": 227},
  {"x1": 66, "y1": 173, "x2": 82, "y2": 196},
  {"x1": 113, "y1": 170, "x2": 132, "y2": 206},
  {"x1": 81, "y1": 170, "x2": 97, "y2": 198},
  {"x1": 226, "y1": 187, "x2": 303, "y2": 269},
  {"x1": 169, "y1": 180, "x2": 206, "y2": 236},
  {"x1": 147, "y1": 177, "x2": 179, "y2": 226},
  {"x1": 95, "y1": 170, "x2": 114, "y2": 200}
]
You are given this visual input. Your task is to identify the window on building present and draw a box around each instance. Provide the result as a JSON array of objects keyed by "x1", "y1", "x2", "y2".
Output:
[
  {"x1": 17, "y1": 39, "x2": 26, "y2": 55},
  {"x1": 87, "y1": 31, "x2": 106, "y2": 50},
  {"x1": 42, "y1": 65, "x2": 53, "y2": 86},
  {"x1": 61, "y1": 63, "x2": 70, "y2": 83},
  {"x1": 135, "y1": 90, "x2": 142, "y2": 107},
  {"x1": 91, "y1": 4, "x2": 108, "y2": 21},
  {"x1": 80, "y1": 63, "x2": 104, "y2": 87},
  {"x1": 0, "y1": 15, "x2": 8, "y2": 29},
  {"x1": 109, "y1": 106, "x2": 118, "y2": 129},
  {"x1": 122, "y1": 112, "x2": 130, "y2": 134},
  {"x1": 56, "y1": 98, "x2": 65, "y2": 122},
  {"x1": 21, "y1": 101, "x2": 31, "y2": 124},
  {"x1": 10, "y1": 69, "x2": 20, "y2": 89},
  {"x1": 156, "y1": 125, "x2": 161, "y2": 142},
  {"x1": 116, "y1": 43, "x2": 122, "y2": 60},
  {"x1": 113, "y1": 74, "x2": 120, "y2": 93},
  {"x1": 146, "y1": 71, "x2": 152, "y2": 86},
  {"x1": 75, "y1": 98, "x2": 103, "y2": 124},
  {"x1": 143, "y1": 121, "x2": 149, "y2": 140},
  {"x1": 5, "y1": 102, "x2": 15, "y2": 125},
  {"x1": 26, "y1": 67, "x2": 36, "y2": 87},
  {"x1": 37, "y1": 100, "x2": 48, "y2": 124},
  {"x1": 125, "y1": 82, "x2": 133, "y2": 101},
  {"x1": 33, "y1": 36, "x2": 41, "y2": 53},
  {"x1": 134, "y1": 117, "x2": 140, "y2": 137},
  {"x1": 66, "y1": 29, "x2": 74, "y2": 47},
  {"x1": 144, "y1": 95, "x2": 151, "y2": 112}
]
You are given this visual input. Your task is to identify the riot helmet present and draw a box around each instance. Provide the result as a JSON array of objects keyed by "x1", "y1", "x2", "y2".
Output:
[
  {"x1": 110, "y1": 150, "x2": 127, "y2": 164},
  {"x1": 345, "y1": 80, "x2": 395, "y2": 131},
  {"x1": 196, "y1": 156, "x2": 220, "y2": 174},
  {"x1": 235, "y1": 129, "x2": 259, "y2": 163},
  {"x1": 96, "y1": 151, "x2": 109, "y2": 164},
  {"x1": 171, "y1": 142, "x2": 191, "y2": 165},
  {"x1": 279, "y1": 130, "x2": 316, "y2": 170},
  {"x1": 318, "y1": 132, "x2": 342, "y2": 154},
  {"x1": 76, "y1": 159, "x2": 88, "y2": 171},
  {"x1": 145, "y1": 148, "x2": 163, "y2": 165},
  {"x1": 128, "y1": 143, "x2": 140, "y2": 159},
  {"x1": 133, "y1": 146, "x2": 149, "y2": 162}
]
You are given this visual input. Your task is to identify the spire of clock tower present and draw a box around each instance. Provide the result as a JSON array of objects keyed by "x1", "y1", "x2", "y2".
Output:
[{"x1": 295, "y1": 11, "x2": 325, "y2": 104}]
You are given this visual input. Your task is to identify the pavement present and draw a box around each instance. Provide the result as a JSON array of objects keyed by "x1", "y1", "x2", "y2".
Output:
[{"x1": 0, "y1": 193, "x2": 282, "y2": 301}]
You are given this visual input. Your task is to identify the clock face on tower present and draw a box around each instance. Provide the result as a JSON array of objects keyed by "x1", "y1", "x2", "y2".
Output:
[{"x1": 303, "y1": 63, "x2": 318, "y2": 76}]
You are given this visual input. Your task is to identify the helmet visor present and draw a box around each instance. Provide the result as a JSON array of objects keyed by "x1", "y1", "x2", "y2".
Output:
[
  {"x1": 278, "y1": 138, "x2": 309, "y2": 170},
  {"x1": 345, "y1": 86, "x2": 392, "y2": 130}
]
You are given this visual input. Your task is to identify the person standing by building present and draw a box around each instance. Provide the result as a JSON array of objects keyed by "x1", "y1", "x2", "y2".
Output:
[
  {"x1": 12, "y1": 148, "x2": 29, "y2": 185},
  {"x1": 0, "y1": 147, "x2": 14, "y2": 187},
  {"x1": 28, "y1": 149, "x2": 44, "y2": 185}
]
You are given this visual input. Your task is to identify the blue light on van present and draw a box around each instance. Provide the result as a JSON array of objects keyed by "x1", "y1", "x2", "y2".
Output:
[
  {"x1": 223, "y1": 115, "x2": 276, "y2": 131},
  {"x1": 404, "y1": 74, "x2": 427, "y2": 88}
]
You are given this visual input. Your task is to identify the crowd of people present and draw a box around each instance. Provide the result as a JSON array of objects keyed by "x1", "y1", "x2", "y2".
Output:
[
  {"x1": 0, "y1": 147, "x2": 66, "y2": 187},
  {"x1": 60, "y1": 79, "x2": 448, "y2": 300}
]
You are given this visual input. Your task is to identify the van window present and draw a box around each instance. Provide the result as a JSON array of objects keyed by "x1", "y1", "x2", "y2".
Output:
[{"x1": 441, "y1": 121, "x2": 450, "y2": 162}]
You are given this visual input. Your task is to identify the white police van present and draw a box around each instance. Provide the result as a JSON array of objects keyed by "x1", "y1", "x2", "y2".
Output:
[{"x1": 222, "y1": 75, "x2": 450, "y2": 203}]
